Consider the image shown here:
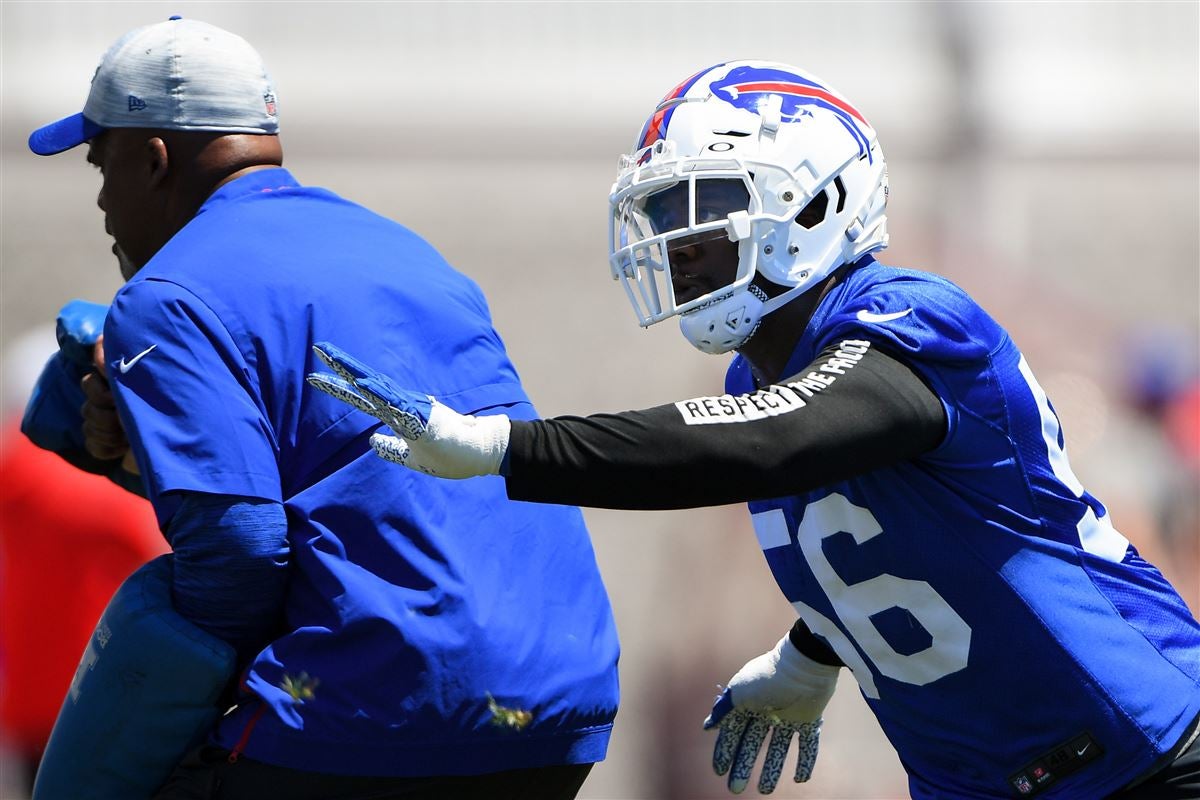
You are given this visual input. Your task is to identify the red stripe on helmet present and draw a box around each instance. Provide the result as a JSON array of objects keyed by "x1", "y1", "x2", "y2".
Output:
[
  {"x1": 638, "y1": 68, "x2": 708, "y2": 151},
  {"x1": 733, "y1": 81, "x2": 869, "y2": 126}
]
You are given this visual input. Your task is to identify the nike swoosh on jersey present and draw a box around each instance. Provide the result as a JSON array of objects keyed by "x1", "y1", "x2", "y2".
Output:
[
  {"x1": 856, "y1": 308, "x2": 914, "y2": 323},
  {"x1": 117, "y1": 344, "x2": 158, "y2": 373}
]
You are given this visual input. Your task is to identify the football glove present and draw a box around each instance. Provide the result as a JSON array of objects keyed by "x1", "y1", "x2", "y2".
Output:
[
  {"x1": 56, "y1": 298, "x2": 108, "y2": 367},
  {"x1": 306, "y1": 341, "x2": 509, "y2": 479},
  {"x1": 703, "y1": 635, "x2": 840, "y2": 794},
  {"x1": 21, "y1": 299, "x2": 108, "y2": 461}
]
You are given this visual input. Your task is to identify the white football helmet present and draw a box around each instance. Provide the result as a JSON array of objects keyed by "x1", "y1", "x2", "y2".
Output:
[{"x1": 608, "y1": 60, "x2": 889, "y2": 354}]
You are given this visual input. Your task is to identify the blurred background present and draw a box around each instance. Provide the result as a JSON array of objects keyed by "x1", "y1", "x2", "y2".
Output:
[{"x1": 1, "y1": 2, "x2": 1197, "y2": 798}]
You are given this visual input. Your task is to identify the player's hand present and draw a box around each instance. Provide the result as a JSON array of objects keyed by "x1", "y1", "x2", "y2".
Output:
[
  {"x1": 306, "y1": 341, "x2": 510, "y2": 479},
  {"x1": 81, "y1": 336, "x2": 139, "y2": 475},
  {"x1": 703, "y1": 635, "x2": 840, "y2": 794}
]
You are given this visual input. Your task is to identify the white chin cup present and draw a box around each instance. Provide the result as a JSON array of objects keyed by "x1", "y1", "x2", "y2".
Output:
[{"x1": 678, "y1": 284, "x2": 769, "y2": 355}]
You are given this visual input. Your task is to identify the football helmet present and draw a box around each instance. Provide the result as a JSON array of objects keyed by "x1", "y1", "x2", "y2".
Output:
[{"x1": 608, "y1": 60, "x2": 889, "y2": 353}]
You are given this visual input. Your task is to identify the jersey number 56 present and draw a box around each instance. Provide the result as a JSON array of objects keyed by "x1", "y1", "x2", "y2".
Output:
[{"x1": 754, "y1": 494, "x2": 972, "y2": 699}]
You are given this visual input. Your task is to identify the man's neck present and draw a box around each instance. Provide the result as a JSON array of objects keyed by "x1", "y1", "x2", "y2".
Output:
[{"x1": 738, "y1": 269, "x2": 845, "y2": 387}]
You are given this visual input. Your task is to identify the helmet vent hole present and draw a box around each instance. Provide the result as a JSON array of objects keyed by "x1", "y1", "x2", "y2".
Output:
[
  {"x1": 833, "y1": 176, "x2": 847, "y2": 213},
  {"x1": 712, "y1": 130, "x2": 752, "y2": 137},
  {"x1": 795, "y1": 190, "x2": 829, "y2": 229}
]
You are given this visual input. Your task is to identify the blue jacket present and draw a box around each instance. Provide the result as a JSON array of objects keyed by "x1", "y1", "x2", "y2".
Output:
[{"x1": 105, "y1": 168, "x2": 620, "y2": 776}]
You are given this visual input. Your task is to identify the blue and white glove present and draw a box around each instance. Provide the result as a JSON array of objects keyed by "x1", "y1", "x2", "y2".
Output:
[
  {"x1": 306, "y1": 341, "x2": 510, "y2": 479},
  {"x1": 703, "y1": 635, "x2": 840, "y2": 794}
]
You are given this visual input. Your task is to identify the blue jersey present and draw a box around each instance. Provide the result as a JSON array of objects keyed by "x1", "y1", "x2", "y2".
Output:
[
  {"x1": 104, "y1": 169, "x2": 619, "y2": 776},
  {"x1": 726, "y1": 258, "x2": 1200, "y2": 798}
]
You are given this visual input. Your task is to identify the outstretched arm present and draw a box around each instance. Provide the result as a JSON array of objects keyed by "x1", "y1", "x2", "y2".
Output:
[
  {"x1": 307, "y1": 338, "x2": 945, "y2": 510},
  {"x1": 505, "y1": 339, "x2": 944, "y2": 508}
]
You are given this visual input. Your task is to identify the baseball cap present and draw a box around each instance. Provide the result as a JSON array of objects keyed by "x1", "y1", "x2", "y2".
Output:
[{"x1": 29, "y1": 16, "x2": 278, "y2": 156}]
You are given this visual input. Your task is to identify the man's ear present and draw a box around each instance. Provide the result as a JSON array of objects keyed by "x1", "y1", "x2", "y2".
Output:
[{"x1": 146, "y1": 137, "x2": 169, "y2": 187}]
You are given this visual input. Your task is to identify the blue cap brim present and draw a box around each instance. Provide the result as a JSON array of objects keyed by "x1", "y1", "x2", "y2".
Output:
[{"x1": 28, "y1": 113, "x2": 106, "y2": 156}]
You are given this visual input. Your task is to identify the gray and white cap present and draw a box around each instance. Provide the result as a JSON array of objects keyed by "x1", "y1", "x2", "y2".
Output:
[{"x1": 29, "y1": 16, "x2": 278, "y2": 156}]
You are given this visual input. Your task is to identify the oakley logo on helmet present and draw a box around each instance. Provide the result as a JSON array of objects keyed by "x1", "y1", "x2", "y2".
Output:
[
  {"x1": 610, "y1": 60, "x2": 890, "y2": 355},
  {"x1": 708, "y1": 66, "x2": 873, "y2": 161}
]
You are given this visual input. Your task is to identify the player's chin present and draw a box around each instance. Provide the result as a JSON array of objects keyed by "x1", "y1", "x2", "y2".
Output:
[
  {"x1": 671, "y1": 278, "x2": 712, "y2": 306},
  {"x1": 114, "y1": 243, "x2": 142, "y2": 281}
]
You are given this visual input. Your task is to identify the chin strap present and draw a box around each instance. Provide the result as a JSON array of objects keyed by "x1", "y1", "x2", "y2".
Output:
[
  {"x1": 758, "y1": 281, "x2": 811, "y2": 318},
  {"x1": 678, "y1": 266, "x2": 838, "y2": 356},
  {"x1": 679, "y1": 279, "x2": 816, "y2": 356}
]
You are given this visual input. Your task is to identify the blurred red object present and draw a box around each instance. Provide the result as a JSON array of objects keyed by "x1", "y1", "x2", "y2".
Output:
[
  {"x1": 0, "y1": 422, "x2": 167, "y2": 761},
  {"x1": 1165, "y1": 380, "x2": 1200, "y2": 472}
]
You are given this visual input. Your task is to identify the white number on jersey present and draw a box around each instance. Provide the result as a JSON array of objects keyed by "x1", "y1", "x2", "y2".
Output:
[
  {"x1": 1017, "y1": 356, "x2": 1129, "y2": 563},
  {"x1": 753, "y1": 494, "x2": 972, "y2": 699}
]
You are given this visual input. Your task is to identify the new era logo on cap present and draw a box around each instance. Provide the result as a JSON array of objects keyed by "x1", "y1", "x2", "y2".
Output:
[{"x1": 28, "y1": 16, "x2": 279, "y2": 155}]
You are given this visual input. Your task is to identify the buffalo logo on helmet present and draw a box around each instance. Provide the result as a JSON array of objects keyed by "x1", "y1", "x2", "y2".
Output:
[
  {"x1": 634, "y1": 63, "x2": 874, "y2": 164},
  {"x1": 709, "y1": 65, "x2": 874, "y2": 161}
]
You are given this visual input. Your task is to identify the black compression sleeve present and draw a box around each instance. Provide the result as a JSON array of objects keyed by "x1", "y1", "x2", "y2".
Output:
[
  {"x1": 504, "y1": 339, "x2": 945, "y2": 509},
  {"x1": 789, "y1": 618, "x2": 844, "y2": 667}
]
